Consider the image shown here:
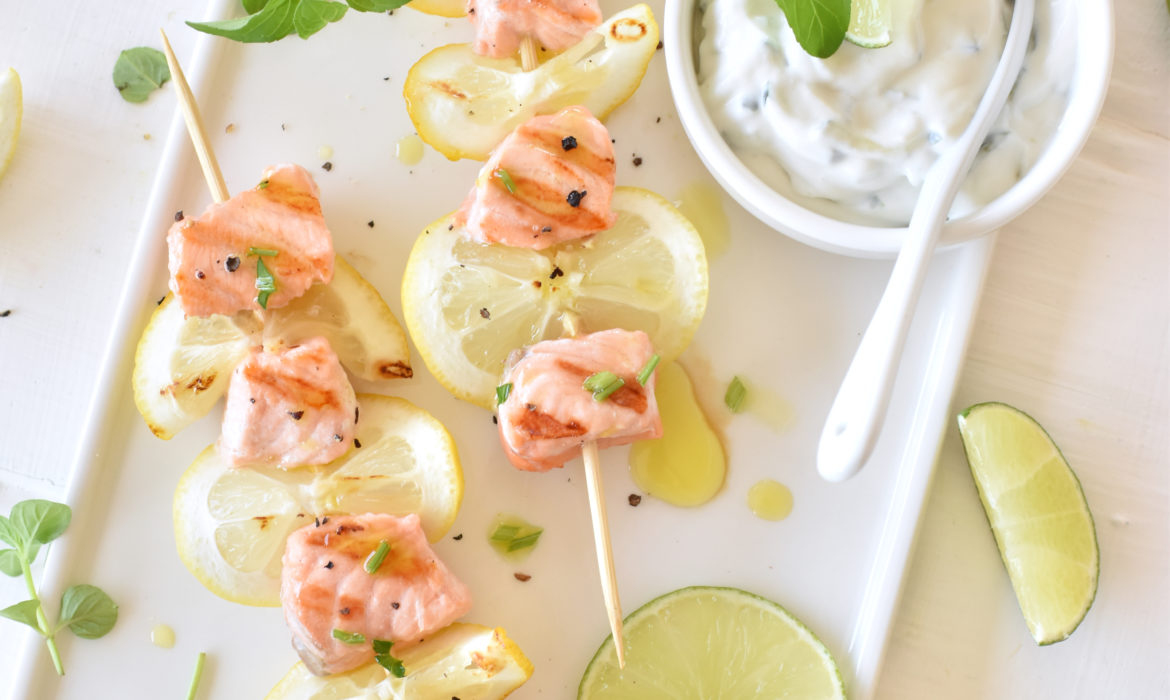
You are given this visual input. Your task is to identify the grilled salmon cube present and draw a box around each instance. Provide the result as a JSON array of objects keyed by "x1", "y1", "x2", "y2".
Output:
[
  {"x1": 218, "y1": 336, "x2": 357, "y2": 469},
  {"x1": 468, "y1": 0, "x2": 603, "y2": 59},
  {"x1": 281, "y1": 513, "x2": 473, "y2": 676},
  {"x1": 455, "y1": 106, "x2": 616, "y2": 250},
  {"x1": 167, "y1": 163, "x2": 333, "y2": 317},
  {"x1": 498, "y1": 328, "x2": 661, "y2": 471}
]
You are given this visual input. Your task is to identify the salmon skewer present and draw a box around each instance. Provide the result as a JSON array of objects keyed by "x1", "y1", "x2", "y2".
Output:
[
  {"x1": 468, "y1": 0, "x2": 603, "y2": 66},
  {"x1": 281, "y1": 513, "x2": 473, "y2": 676}
]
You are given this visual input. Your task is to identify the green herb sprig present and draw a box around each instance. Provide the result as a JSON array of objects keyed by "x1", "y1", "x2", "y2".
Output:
[
  {"x1": 0, "y1": 500, "x2": 118, "y2": 676},
  {"x1": 774, "y1": 0, "x2": 851, "y2": 58},
  {"x1": 112, "y1": 47, "x2": 171, "y2": 103},
  {"x1": 189, "y1": 0, "x2": 413, "y2": 44}
]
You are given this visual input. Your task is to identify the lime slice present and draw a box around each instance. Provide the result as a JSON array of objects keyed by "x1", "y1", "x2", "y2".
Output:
[
  {"x1": 845, "y1": 0, "x2": 892, "y2": 49},
  {"x1": 578, "y1": 586, "x2": 845, "y2": 698},
  {"x1": 0, "y1": 67, "x2": 21, "y2": 181},
  {"x1": 957, "y1": 402, "x2": 1099, "y2": 645}
]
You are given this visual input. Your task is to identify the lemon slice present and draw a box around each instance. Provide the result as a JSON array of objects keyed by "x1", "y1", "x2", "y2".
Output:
[
  {"x1": 173, "y1": 394, "x2": 463, "y2": 606},
  {"x1": 0, "y1": 67, "x2": 20, "y2": 181},
  {"x1": 266, "y1": 623, "x2": 534, "y2": 700},
  {"x1": 957, "y1": 402, "x2": 1099, "y2": 645},
  {"x1": 133, "y1": 255, "x2": 410, "y2": 439},
  {"x1": 408, "y1": 0, "x2": 465, "y2": 18},
  {"x1": 403, "y1": 4, "x2": 659, "y2": 161},
  {"x1": 578, "y1": 586, "x2": 845, "y2": 698},
  {"x1": 402, "y1": 187, "x2": 708, "y2": 409},
  {"x1": 845, "y1": 0, "x2": 893, "y2": 49}
]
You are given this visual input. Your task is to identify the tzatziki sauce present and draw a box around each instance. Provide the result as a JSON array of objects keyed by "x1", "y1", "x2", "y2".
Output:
[{"x1": 696, "y1": 0, "x2": 1075, "y2": 225}]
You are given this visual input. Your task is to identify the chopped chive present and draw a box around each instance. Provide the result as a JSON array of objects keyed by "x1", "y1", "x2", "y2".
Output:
[
  {"x1": 725, "y1": 376, "x2": 747, "y2": 413},
  {"x1": 372, "y1": 639, "x2": 393, "y2": 654},
  {"x1": 184, "y1": 652, "x2": 206, "y2": 700},
  {"x1": 496, "y1": 382, "x2": 513, "y2": 405},
  {"x1": 247, "y1": 246, "x2": 279, "y2": 257},
  {"x1": 255, "y1": 257, "x2": 276, "y2": 309},
  {"x1": 490, "y1": 524, "x2": 520, "y2": 542},
  {"x1": 494, "y1": 168, "x2": 517, "y2": 194},
  {"x1": 584, "y1": 371, "x2": 624, "y2": 401},
  {"x1": 636, "y1": 354, "x2": 661, "y2": 386},
  {"x1": 376, "y1": 652, "x2": 406, "y2": 677},
  {"x1": 332, "y1": 628, "x2": 365, "y2": 644},
  {"x1": 506, "y1": 529, "x2": 543, "y2": 552},
  {"x1": 363, "y1": 540, "x2": 391, "y2": 574},
  {"x1": 257, "y1": 179, "x2": 269, "y2": 190}
]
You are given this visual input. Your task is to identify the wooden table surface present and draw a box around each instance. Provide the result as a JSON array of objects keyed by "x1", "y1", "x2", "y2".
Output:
[{"x1": 1, "y1": 1, "x2": 1165, "y2": 698}]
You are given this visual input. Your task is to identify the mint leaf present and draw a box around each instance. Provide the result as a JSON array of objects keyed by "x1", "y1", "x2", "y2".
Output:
[
  {"x1": 347, "y1": 0, "x2": 412, "y2": 11},
  {"x1": 112, "y1": 47, "x2": 171, "y2": 103},
  {"x1": 188, "y1": 0, "x2": 298, "y2": 43},
  {"x1": 0, "y1": 549, "x2": 21, "y2": 577},
  {"x1": 775, "y1": 0, "x2": 851, "y2": 58},
  {"x1": 57, "y1": 585, "x2": 118, "y2": 639},
  {"x1": 293, "y1": 0, "x2": 349, "y2": 39},
  {"x1": 0, "y1": 599, "x2": 42, "y2": 633},
  {"x1": 10, "y1": 500, "x2": 71, "y2": 550}
]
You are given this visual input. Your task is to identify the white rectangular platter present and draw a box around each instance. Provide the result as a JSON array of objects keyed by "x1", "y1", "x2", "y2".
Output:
[{"x1": 13, "y1": 1, "x2": 995, "y2": 698}]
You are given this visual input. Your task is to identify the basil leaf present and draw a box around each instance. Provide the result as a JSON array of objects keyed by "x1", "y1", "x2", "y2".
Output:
[
  {"x1": 243, "y1": 0, "x2": 270, "y2": 12},
  {"x1": 112, "y1": 47, "x2": 171, "y2": 103},
  {"x1": 347, "y1": 0, "x2": 411, "y2": 11},
  {"x1": 0, "y1": 549, "x2": 22, "y2": 577},
  {"x1": 57, "y1": 585, "x2": 118, "y2": 639},
  {"x1": 188, "y1": 0, "x2": 298, "y2": 43},
  {"x1": 0, "y1": 599, "x2": 42, "y2": 633},
  {"x1": 0, "y1": 515, "x2": 19, "y2": 549},
  {"x1": 10, "y1": 500, "x2": 71, "y2": 548},
  {"x1": 774, "y1": 0, "x2": 850, "y2": 58},
  {"x1": 293, "y1": 0, "x2": 348, "y2": 39}
]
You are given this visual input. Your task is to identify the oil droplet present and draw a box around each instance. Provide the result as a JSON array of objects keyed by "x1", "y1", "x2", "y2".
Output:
[
  {"x1": 151, "y1": 624, "x2": 175, "y2": 649},
  {"x1": 742, "y1": 380, "x2": 796, "y2": 433},
  {"x1": 487, "y1": 513, "x2": 543, "y2": 559},
  {"x1": 396, "y1": 134, "x2": 425, "y2": 166},
  {"x1": 676, "y1": 182, "x2": 730, "y2": 260},
  {"x1": 317, "y1": 145, "x2": 334, "y2": 160},
  {"x1": 747, "y1": 480, "x2": 793, "y2": 521},
  {"x1": 630, "y1": 361, "x2": 726, "y2": 506}
]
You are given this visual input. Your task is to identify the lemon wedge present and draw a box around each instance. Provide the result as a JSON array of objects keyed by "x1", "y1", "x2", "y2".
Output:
[
  {"x1": 173, "y1": 395, "x2": 462, "y2": 606},
  {"x1": 133, "y1": 255, "x2": 410, "y2": 439},
  {"x1": 957, "y1": 402, "x2": 1099, "y2": 644},
  {"x1": 0, "y1": 67, "x2": 23, "y2": 181},
  {"x1": 403, "y1": 4, "x2": 659, "y2": 161},
  {"x1": 402, "y1": 187, "x2": 708, "y2": 409}
]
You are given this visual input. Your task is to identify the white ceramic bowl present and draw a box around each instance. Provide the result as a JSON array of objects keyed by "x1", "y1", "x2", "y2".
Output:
[{"x1": 664, "y1": 0, "x2": 1115, "y2": 258}]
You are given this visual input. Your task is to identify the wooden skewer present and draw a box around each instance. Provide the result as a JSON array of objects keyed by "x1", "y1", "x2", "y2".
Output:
[
  {"x1": 159, "y1": 29, "x2": 229, "y2": 205},
  {"x1": 562, "y1": 311, "x2": 626, "y2": 668},
  {"x1": 520, "y1": 36, "x2": 540, "y2": 72}
]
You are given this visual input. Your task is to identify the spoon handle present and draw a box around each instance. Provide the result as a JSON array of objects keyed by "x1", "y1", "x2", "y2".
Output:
[{"x1": 816, "y1": 0, "x2": 1036, "y2": 482}]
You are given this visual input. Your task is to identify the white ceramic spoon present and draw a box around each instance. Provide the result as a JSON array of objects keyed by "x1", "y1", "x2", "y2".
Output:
[{"x1": 817, "y1": 0, "x2": 1037, "y2": 482}]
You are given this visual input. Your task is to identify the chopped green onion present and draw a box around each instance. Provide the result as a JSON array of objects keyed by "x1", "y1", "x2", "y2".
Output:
[
  {"x1": 372, "y1": 639, "x2": 393, "y2": 654},
  {"x1": 494, "y1": 168, "x2": 517, "y2": 194},
  {"x1": 490, "y1": 524, "x2": 520, "y2": 542},
  {"x1": 506, "y1": 529, "x2": 543, "y2": 552},
  {"x1": 257, "y1": 179, "x2": 269, "y2": 190},
  {"x1": 247, "y1": 246, "x2": 279, "y2": 257},
  {"x1": 496, "y1": 382, "x2": 513, "y2": 405},
  {"x1": 636, "y1": 354, "x2": 661, "y2": 386},
  {"x1": 185, "y1": 652, "x2": 206, "y2": 700},
  {"x1": 725, "y1": 376, "x2": 747, "y2": 413},
  {"x1": 332, "y1": 628, "x2": 366, "y2": 645},
  {"x1": 363, "y1": 540, "x2": 391, "y2": 574},
  {"x1": 584, "y1": 371, "x2": 624, "y2": 401},
  {"x1": 255, "y1": 257, "x2": 276, "y2": 309},
  {"x1": 376, "y1": 653, "x2": 406, "y2": 678}
]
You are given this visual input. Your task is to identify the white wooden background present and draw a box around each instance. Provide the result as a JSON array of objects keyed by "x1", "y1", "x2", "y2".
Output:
[{"x1": 0, "y1": 1, "x2": 1166, "y2": 698}]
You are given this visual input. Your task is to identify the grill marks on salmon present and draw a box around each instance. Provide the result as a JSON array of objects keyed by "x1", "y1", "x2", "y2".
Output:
[
  {"x1": 498, "y1": 329, "x2": 662, "y2": 471},
  {"x1": 167, "y1": 164, "x2": 334, "y2": 317},
  {"x1": 467, "y1": 0, "x2": 603, "y2": 59},
  {"x1": 456, "y1": 106, "x2": 616, "y2": 250},
  {"x1": 219, "y1": 336, "x2": 357, "y2": 469},
  {"x1": 281, "y1": 513, "x2": 473, "y2": 676}
]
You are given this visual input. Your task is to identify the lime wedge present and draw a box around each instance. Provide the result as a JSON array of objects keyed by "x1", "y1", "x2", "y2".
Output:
[
  {"x1": 845, "y1": 0, "x2": 892, "y2": 49},
  {"x1": 957, "y1": 402, "x2": 1099, "y2": 645},
  {"x1": 578, "y1": 586, "x2": 845, "y2": 698}
]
